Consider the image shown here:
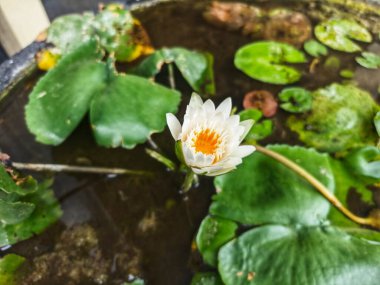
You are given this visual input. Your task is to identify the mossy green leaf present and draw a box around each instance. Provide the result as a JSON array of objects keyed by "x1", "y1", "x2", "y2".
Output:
[
  {"x1": 90, "y1": 74, "x2": 180, "y2": 149},
  {"x1": 212, "y1": 145, "x2": 334, "y2": 226},
  {"x1": 0, "y1": 200, "x2": 34, "y2": 225},
  {"x1": 287, "y1": 83, "x2": 379, "y2": 152},
  {"x1": 279, "y1": 87, "x2": 312, "y2": 113},
  {"x1": 0, "y1": 254, "x2": 25, "y2": 285},
  {"x1": 133, "y1": 47, "x2": 215, "y2": 95},
  {"x1": 315, "y1": 19, "x2": 372, "y2": 52},
  {"x1": 191, "y1": 272, "x2": 224, "y2": 285},
  {"x1": 196, "y1": 216, "x2": 238, "y2": 266},
  {"x1": 25, "y1": 41, "x2": 107, "y2": 145},
  {"x1": 303, "y1": 39, "x2": 328, "y2": 57},
  {"x1": 234, "y1": 41, "x2": 307, "y2": 85},
  {"x1": 218, "y1": 225, "x2": 380, "y2": 285}
]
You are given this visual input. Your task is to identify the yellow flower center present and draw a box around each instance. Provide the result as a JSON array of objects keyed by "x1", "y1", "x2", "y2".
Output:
[{"x1": 192, "y1": 128, "x2": 221, "y2": 156}]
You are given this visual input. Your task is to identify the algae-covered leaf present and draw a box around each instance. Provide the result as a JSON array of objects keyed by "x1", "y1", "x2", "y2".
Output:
[
  {"x1": 0, "y1": 200, "x2": 34, "y2": 225},
  {"x1": 315, "y1": 19, "x2": 372, "y2": 53},
  {"x1": 25, "y1": 41, "x2": 106, "y2": 145},
  {"x1": 0, "y1": 254, "x2": 25, "y2": 285},
  {"x1": 239, "y1": 109, "x2": 273, "y2": 143},
  {"x1": 133, "y1": 47, "x2": 215, "y2": 95},
  {"x1": 191, "y1": 272, "x2": 224, "y2": 285},
  {"x1": 278, "y1": 87, "x2": 312, "y2": 113},
  {"x1": 47, "y1": 13, "x2": 95, "y2": 54},
  {"x1": 356, "y1": 52, "x2": 380, "y2": 69},
  {"x1": 303, "y1": 39, "x2": 328, "y2": 57},
  {"x1": 288, "y1": 83, "x2": 379, "y2": 152},
  {"x1": 218, "y1": 225, "x2": 380, "y2": 285},
  {"x1": 0, "y1": 180, "x2": 62, "y2": 247},
  {"x1": 90, "y1": 74, "x2": 181, "y2": 149},
  {"x1": 212, "y1": 145, "x2": 334, "y2": 226},
  {"x1": 234, "y1": 41, "x2": 307, "y2": 85},
  {"x1": 196, "y1": 216, "x2": 238, "y2": 266}
]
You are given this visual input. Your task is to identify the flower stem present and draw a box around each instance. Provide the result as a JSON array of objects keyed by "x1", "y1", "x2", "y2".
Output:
[
  {"x1": 255, "y1": 145, "x2": 380, "y2": 229},
  {"x1": 168, "y1": 63, "x2": 176, "y2": 89},
  {"x1": 145, "y1": 148, "x2": 177, "y2": 171},
  {"x1": 181, "y1": 170, "x2": 197, "y2": 194},
  {"x1": 11, "y1": 162, "x2": 152, "y2": 176}
]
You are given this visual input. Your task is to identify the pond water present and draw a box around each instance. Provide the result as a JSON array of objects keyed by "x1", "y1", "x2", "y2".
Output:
[{"x1": 0, "y1": 0, "x2": 380, "y2": 284}]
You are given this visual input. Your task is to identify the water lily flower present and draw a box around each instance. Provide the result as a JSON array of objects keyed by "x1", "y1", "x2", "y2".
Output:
[{"x1": 166, "y1": 93, "x2": 255, "y2": 176}]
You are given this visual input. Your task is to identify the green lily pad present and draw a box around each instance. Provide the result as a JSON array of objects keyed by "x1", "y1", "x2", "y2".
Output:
[
  {"x1": 133, "y1": 47, "x2": 215, "y2": 95},
  {"x1": 191, "y1": 272, "x2": 224, "y2": 285},
  {"x1": 0, "y1": 200, "x2": 34, "y2": 225},
  {"x1": 25, "y1": 40, "x2": 107, "y2": 145},
  {"x1": 356, "y1": 52, "x2": 380, "y2": 69},
  {"x1": 47, "y1": 13, "x2": 95, "y2": 54},
  {"x1": 287, "y1": 83, "x2": 379, "y2": 152},
  {"x1": 315, "y1": 19, "x2": 372, "y2": 52},
  {"x1": 196, "y1": 216, "x2": 238, "y2": 266},
  {"x1": 234, "y1": 41, "x2": 307, "y2": 85},
  {"x1": 0, "y1": 254, "x2": 25, "y2": 285},
  {"x1": 0, "y1": 179, "x2": 62, "y2": 247},
  {"x1": 344, "y1": 146, "x2": 380, "y2": 180},
  {"x1": 278, "y1": 87, "x2": 312, "y2": 113},
  {"x1": 90, "y1": 73, "x2": 180, "y2": 149},
  {"x1": 339, "y1": 69, "x2": 354, "y2": 78},
  {"x1": 218, "y1": 225, "x2": 380, "y2": 285},
  {"x1": 212, "y1": 145, "x2": 334, "y2": 226},
  {"x1": 239, "y1": 109, "x2": 273, "y2": 143},
  {"x1": 303, "y1": 39, "x2": 328, "y2": 57},
  {"x1": 374, "y1": 111, "x2": 380, "y2": 136}
]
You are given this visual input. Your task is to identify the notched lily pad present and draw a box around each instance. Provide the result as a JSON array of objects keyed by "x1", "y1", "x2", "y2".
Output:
[
  {"x1": 315, "y1": 19, "x2": 372, "y2": 52},
  {"x1": 356, "y1": 52, "x2": 380, "y2": 69},
  {"x1": 288, "y1": 83, "x2": 379, "y2": 152},
  {"x1": 303, "y1": 39, "x2": 328, "y2": 57},
  {"x1": 218, "y1": 225, "x2": 380, "y2": 285},
  {"x1": 278, "y1": 87, "x2": 312, "y2": 113},
  {"x1": 234, "y1": 41, "x2": 307, "y2": 84},
  {"x1": 239, "y1": 109, "x2": 273, "y2": 143},
  {"x1": 212, "y1": 145, "x2": 334, "y2": 226}
]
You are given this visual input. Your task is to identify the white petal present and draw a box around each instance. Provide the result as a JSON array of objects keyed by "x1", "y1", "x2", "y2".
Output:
[
  {"x1": 205, "y1": 166, "x2": 236, "y2": 176},
  {"x1": 231, "y1": 145, "x2": 256, "y2": 158},
  {"x1": 189, "y1": 93, "x2": 203, "y2": 108},
  {"x1": 239, "y1": 119, "x2": 254, "y2": 141},
  {"x1": 166, "y1": 113, "x2": 182, "y2": 140},
  {"x1": 193, "y1": 152, "x2": 214, "y2": 168},
  {"x1": 227, "y1": 115, "x2": 240, "y2": 130},
  {"x1": 183, "y1": 144, "x2": 195, "y2": 164},
  {"x1": 220, "y1": 156, "x2": 243, "y2": 168},
  {"x1": 203, "y1": 99, "x2": 216, "y2": 114},
  {"x1": 216, "y1": 97, "x2": 232, "y2": 118}
]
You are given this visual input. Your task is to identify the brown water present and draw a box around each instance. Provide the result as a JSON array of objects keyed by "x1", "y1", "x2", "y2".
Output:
[{"x1": 0, "y1": 0, "x2": 380, "y2": 284}]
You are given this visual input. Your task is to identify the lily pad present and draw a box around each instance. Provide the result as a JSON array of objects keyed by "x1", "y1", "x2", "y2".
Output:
[
  {"x1": 212, "y1": 145, "x2": 334, "y2": 226},
  {"x1": 356, "y1": 52, "x2": 380, "y2": 69},
  {"x1": 218, "y1": 225, "x2": 380, "y2": 285},
  {"x1": 25, "y1": 40, "x2": 107, "y2": 145},
  {"x1": 374, "y1": 111, "x2": 380, "y2": 136},
  {"x1": 315, "y1": 19, "x2": 372, "y2": 52},
  {"x1": 196, "y1": 216, "x2": 238, "y2": 266},
  {"x1": 239, "y1": 109, "x2": 273, "y2": 142},
  {"x1": 234, "y1": 41, "x2": 307, "y2": 84},
  {"x1": 344, "y1": 146, "x2": 380, "y2": 180},
  {"x1": 133, "y1": 47, "x2": 215, "y2": 95},
  {"x1": 0, "y1": 200, "x2": 35, "y2": 225},
  {"x1": 191, "y1": 272, "x2": 224, "y2": 285},
  {"x1": 0, "y1": 254, "x2": 25, "y2": 285},
  {"x1": 90, "y1": 73, "x2": 180, "y2": 148},
  {"x1": 287, "y1": 83, "x2": 379, "y2": 152},
  {"x1": 278, "y1": 87, "x2": 312, "y2": 113},
  {"x1": 303, "y1": 39, "x2": 328, "y2": 57}
]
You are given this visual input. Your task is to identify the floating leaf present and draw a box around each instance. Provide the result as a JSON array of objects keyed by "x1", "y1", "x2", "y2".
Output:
[
  {"x1": 344, "y1": 146, "x2": 380, "y2": 180},
  {"x1": 218, "y1": 225, "x2": 380, "y2": 285},
  {"x1": 315, "y1": 19, "x2": 372, "y2": 52},
  {"x1": 0, "y1": 200, "x2": 34, "y2": 225},
  {"x1": 234, "y1": 41, "x2": 307, "y2": 84},
  {"x1": 288, "y1": 83, "x2": 379, "y2": 152},
  {"x1": 47, "y1": 13, "x2": 95, "y2": 54},
  {"x1": 25, "y1": 40, "x2": 107, "y2": 145},
  {"x1": 339, "y1": 69, "x2": 354, "y2": 78},
  {"x1": 191, "y1": 272, "x2": 224, "y2": 285},
  {"x1": 374, "y1": 111, "x2": 380, "y2": 136},
  {"x1": 278, "y1": 87, "x2": 312, "y2": 113},
  {"x1": 0, "y1": 180, "x2": 62, "y2": 247},
  {"x1": 323, "y1": 55, "x2": 341, "y2": 70},
  {"x1": 196, "y1": 216, "x2": 238, "y2": 266},
  {"x1": 90, "y1": 73, "x2": 180, "y2": 149},
  {"x1": 303, "y1": 39, "x2": 328, "y2": 57},
  {"x1": 0, "y1": 254, "x2": 25, "y2": 285},
  {"x1": 239, "y1": 109, "x2": 273, "y2": 142},
  {"x1": 356, "y1": 52, "x2": 380, "y2": 69},
  {"x1": 133, "y1": 47, "x2": 215, "y2": 95},
  {"x1": 122, "y1": 278, "x2": 145, "y2": 285},
  {"x1": 212, "y1": 145, "x2": 334, "y2": 226}
]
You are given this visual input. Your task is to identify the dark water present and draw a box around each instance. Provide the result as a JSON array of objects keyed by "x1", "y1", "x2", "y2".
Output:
[{"x1": 0, "y1": 0, "x2": 380, "y2": 284}]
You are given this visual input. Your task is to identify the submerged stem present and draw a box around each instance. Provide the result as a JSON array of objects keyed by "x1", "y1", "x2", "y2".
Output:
[
  {"x1": 168, "y1": 63, "x2": 176, "y2": 89},
  {"x1": 181, "y1": 170, "x2": 197, "y2": 194},
  {"x1": 12, "y1": 162, "x2": 152, "y2": 176},
  {"x1": 255, "y1": 145, "x2": 380, "y2": 229}
]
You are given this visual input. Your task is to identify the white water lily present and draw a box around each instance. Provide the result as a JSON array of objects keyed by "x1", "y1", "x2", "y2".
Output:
[{"x1": 166, "y1": 93, "x2": 255, "y2": 176}]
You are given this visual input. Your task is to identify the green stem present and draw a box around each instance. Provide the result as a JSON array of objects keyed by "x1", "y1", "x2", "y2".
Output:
[
  {"x1": 145, "y1": 148, "x2": 177, "y2": 171},
  {"x1": 255, "y1": 145, "x2": 380, "y2": 229},
  {"x1": 168, "y1": 63, "x2": 176, "y2": 89},
  {"x1": 181, "y1": 170, "x2": 197, "y2": 194}
]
